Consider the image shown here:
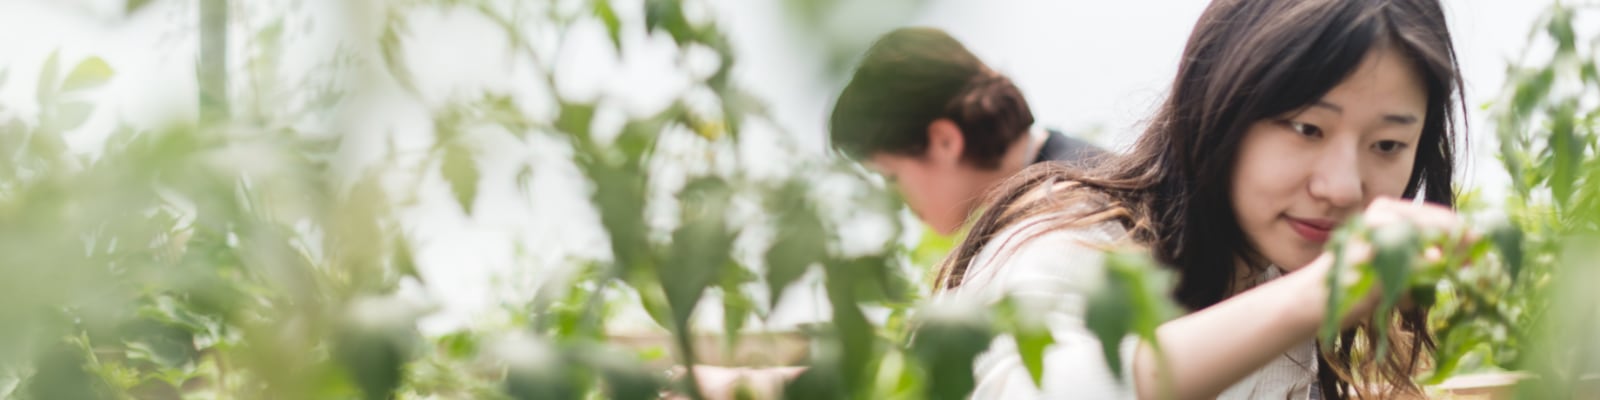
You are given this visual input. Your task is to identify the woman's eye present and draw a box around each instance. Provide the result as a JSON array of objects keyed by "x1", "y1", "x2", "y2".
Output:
[
  {"x1": 1287, "y1": 121, "x2": 1322, "y2": 138},
  {"x1": 1373, "y1": 140, "x2": 1409, "y2": 154}
]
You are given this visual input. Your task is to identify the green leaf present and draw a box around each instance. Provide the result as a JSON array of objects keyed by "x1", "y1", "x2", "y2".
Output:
[
  {"x1": 393, "y1": 235, "x2": 424, "y2": 284},
  {"x1": 661, "y1": 177, "x2": 736, "y2": 330},
  {"x1": 719, "y1": 264, "x2": 756, "y2": 353},
  {"x1": 26, "y1": 344, "x2": 108, "y2": 400},
  {"x1": 585, "y1": 163, "x2": 650, "y2": 281},
  {"x1": 1546, "y1": 6, "x2": 1577, "y2": 51},
  {"x1": 333, "y1": 298, "x2": 421, "y2": 400},
  {"x1": 61, "y1": 57, "x2": 114, "y2": 94},
  {"x1": 36, "y1": 49, "x2": 61, "y2": 105},
  {"x1": 1085, "y1": 268, "x2": 1132, "y2": 380},
  {"x1": 644, "y1": 0, "x2": 692, "y2": 45},
  {"x1": 1089, "y1": 250, "x2": 1179, "y2": 381},
  {"x1": 1012, "y1": 318, "x2": 1054, "y2": 388},
  {"x1": 1369, "y1": 223, "x2": 1418, "y2": 359},
  {"x1": 441, "y1": 142, "x2": 479, "y2": 215},
  {"x1": 823, "y1": 258, "x2": 881, "y2": 395},
  {"x1": 125, "y1": 0, "x2": 155, "y2": 15},
  {"x1": 783, "y1": 363, "x2": 845, "y2": 399},
  {"x1": 438, "y1": 331, "x2": 478, "y2": 360},
  {"x1": 593, "y1": 0, "x2": 624, "y2": 53},
  {"x1": 1487, "y1": 220, "x2": 1526, "y2": 281},
  {"x1": 763, "y1": 207, "x2": 825, "y2": 309},
  {"x1": 502, "y1": 335, "x2": 581, "y2": 400},
  {"x1": 1320, "y1": 221, "x2": 1360, "y2": 348},
  {"x1": 556, "y1": 101, "x2": 596, "y2": 139},
  {"x1": 586, "y1": 347, "x2": 665, "y2": 400},
  {"x1": 54, "y1": 101, "x2": 95, "y2": 131},
  {"x1": 909, "y1": 302, "x2": 994, "y2": 400}
]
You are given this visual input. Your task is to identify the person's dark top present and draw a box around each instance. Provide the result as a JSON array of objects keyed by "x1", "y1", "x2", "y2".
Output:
[{"x1": 1033, "y1": 129, "x2": 1106, "y2": 167}]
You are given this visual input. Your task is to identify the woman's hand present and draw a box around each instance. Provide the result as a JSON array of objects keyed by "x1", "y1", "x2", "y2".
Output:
[{"x1": 1319, "y1": 196, "x2": 1471, "y2": 328}]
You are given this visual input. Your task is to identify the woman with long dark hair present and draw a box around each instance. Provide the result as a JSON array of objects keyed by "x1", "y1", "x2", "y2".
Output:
[{"x1": 940, "y1": 0, "x2": 1467, "y2": 398}]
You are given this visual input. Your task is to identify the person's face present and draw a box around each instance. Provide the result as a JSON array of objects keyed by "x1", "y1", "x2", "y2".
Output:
[
  {"x1": 868, "y1": 120, "x2": 982, "y2": 235},
  {"x1": 1231, "y1": 47, "x2": 1429, "y2": 271}
]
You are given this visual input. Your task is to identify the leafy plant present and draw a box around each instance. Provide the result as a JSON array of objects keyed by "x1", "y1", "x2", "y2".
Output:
[{"x1": 1, "y1": 0, "x2": 1595, "y2": 399}]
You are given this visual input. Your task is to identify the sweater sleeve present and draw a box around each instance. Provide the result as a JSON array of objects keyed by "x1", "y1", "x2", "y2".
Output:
[{"x1": 949, "y1": 221, "x2": 1140, "y2": 400}]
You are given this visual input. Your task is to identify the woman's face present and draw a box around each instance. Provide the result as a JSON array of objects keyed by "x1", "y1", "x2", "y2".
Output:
[{"x1": 1231, "y1": 46, "x2": 1429, "y2": 271}]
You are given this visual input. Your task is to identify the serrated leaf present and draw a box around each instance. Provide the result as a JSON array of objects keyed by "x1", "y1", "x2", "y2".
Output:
[
  {"x1": 61, "y1": 57, "x2": 114, "y2": 94},
  {"x1": 441, "y1": 143, "x2": 479, "y2": 215}
]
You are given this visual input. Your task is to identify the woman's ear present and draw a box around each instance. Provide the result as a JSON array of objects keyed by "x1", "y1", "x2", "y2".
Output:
[{"x1": 925, "y1": 118, "x2": 966, "y2": 166}]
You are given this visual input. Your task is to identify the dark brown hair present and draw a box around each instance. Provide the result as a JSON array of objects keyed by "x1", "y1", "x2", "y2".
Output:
[
  {"x1": 936, "y1": 0, "x2": 1464, "y2": 398},
  {"x1": 829, "y1": 27, "x2": 1034, "y2": 169}
]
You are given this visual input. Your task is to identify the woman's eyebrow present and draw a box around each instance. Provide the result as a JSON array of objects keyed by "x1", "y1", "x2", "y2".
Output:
[
  {"x1": 1384, "y1": 114, "x2": 1420, "y2": 125},
  {"x1": 1314, "y1": 100, "x2": 1419, "y2": 125}
]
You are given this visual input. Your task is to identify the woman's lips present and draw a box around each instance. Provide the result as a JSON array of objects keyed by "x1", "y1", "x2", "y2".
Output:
[{"x1": 1287, "y1": 217, "x2": 1336, "y2": 244}]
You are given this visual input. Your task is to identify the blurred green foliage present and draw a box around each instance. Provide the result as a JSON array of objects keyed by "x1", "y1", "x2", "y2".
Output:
[{"x1": 0, "y1": 0, "x2": 1595, "y2": 399}]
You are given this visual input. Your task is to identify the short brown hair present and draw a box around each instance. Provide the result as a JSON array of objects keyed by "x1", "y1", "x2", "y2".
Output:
[{"x1": 829, "y1": 27, "x2": 1034, "y2": 169}]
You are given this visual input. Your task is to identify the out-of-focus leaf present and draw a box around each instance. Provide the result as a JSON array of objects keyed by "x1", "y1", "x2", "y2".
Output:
[
  {"x1": 1369, "y1": 223, "x2": 1418, "y2": 359},
  {"x1": 393, "y1": 235, "x2": 423, "y2": 284},
  {"x1": 1088, "y1": 250, "x2": 1179, "y2": 381},
  {"x1": 661, "y1": 177, "x2": 736, "y2": 331},
  {"x1": 54, "y1": 101, "x2": 95, "y2": 131},
  {"x1": 333, "y1": 297, "x2": 421, "y2": 400},
  {"x1": 586, "y1": 163, "x2": 650, "y2": 280},
  {"x1": 1487, "y1": 220, "x2": 1526, "y2": 282},
  {"x1": 1085, "y1": 267, "x2": 1131, "y2": 381},
  {"x1": 438, "y1": 331, "x2": 478, "y2": 360},
  {"x1": 61, "y1": 57, "x2": 114, "y2": 94},
  {"x1": 118, "y1": 319, "x2": 198, "y2": 369},
  {"x1": 594, "y1": 0, "x2": 623, "y2": 53},
  {"x1": 908, "y1": 301, "x2": 993, "y2": 400},
  {"x1": 441, "y1": 142, "x2": 479, "y2": 215},
  {"x1": 27, "y1": 343, "x2": 110, "y2": 400},
  {"x1": 583, "y1": 346, "x2": 664, "y2": 400},
  {"x1": 500, "y1": 334, "x2": 581, "y2": 400},
  {"x1": 125, "y1": 0, "x2": 155, "y2": 15},
  {"x1": 783, "y1": 362, "x2": 844, "y2": 399},
  {"x1": 762, "y1": 190, "x2": 826, "y2": 308},
  {"x1": 1421, "y1": 313, "x2": 1482, "y2": 385},
  {"x1": 644, "y1": 0, "x2": 692, "y2": 45},
  {"x1": 998, "y1": 300, "x2": 1054, "y2": 388},
  {"x1": 36, "y1": 50, "x2": 61, "y2": 105},
  {"x1": 556, "y1": 102, "x2": 596, "y2": 140},
  {"x1": 719, "y1": 265, "x2": 755, "y2": 354},
  {"x1": 1511, "y1": 67, "x2": 1556, "y2": 119}
]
